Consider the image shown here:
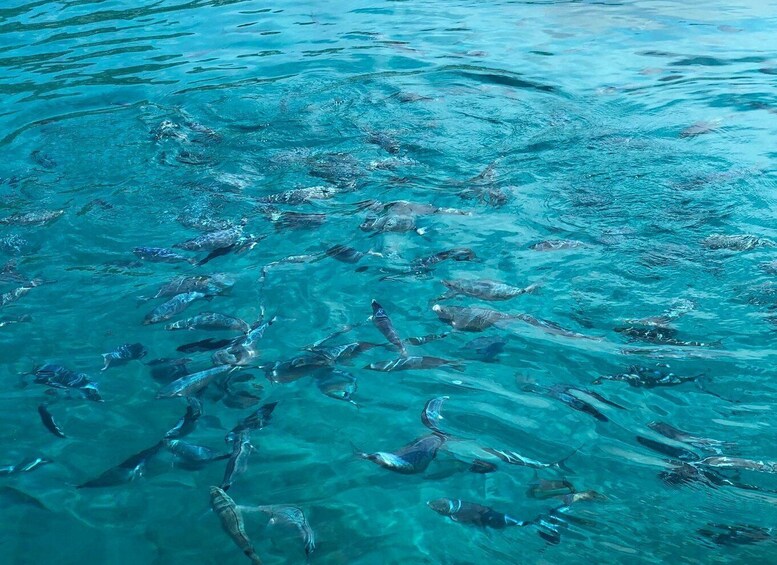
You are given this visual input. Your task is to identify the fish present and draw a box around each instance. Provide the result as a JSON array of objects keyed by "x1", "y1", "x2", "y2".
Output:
[
  {"x1": 144, "y1": 292, "x2": 208, "y2": 325},
  {"x1": 307, "y1": 341, "x2": 380, "y2": 363},
  {"x1": 0, "y1": 486, "x2": 50, "y2": 511},
  {"x1": 174, "y1": 227, "x2": 246, "y2": 251},
  {"x1": 517, "y1": 314, "x2": 599, "y2": 340},
  {"x1": 698, "y1": 456, "x2": 777, "y2": 473},
  {"x1": 156, "y1": 365, "x2": 234, "y2": 399},
  {"x1": 527, "y1": 478, "x2": 576, "y2": 499},
  {"x1": 469, "y1": 460, "x2": 498, "y2": 473},
  {"x1": 37, "y1": 405, "x2": 65, "y2": 438},
  {"x1": 438, "y1": 279, "x2": 537, "y2": 301},
  {"x1": 529, "y1": 239, "x2": 585, "y2": 251},
  {"x1": 165, "y1": 397, "x2": 202, "y2": 439},
  {"x1": 522, "y1": 383, "x2": 625, "y2": 422},
  {"x1": 132, "y1": 247, "x2": 196, "y2": 265},
  {"x1": 0, "y1": 457, "x2": 53, "y2": 476},
  {"x1": 364, "y1": 356, "x2": 462, "y2": 372},
  {"x1": 30, "y1": 364, "x2": 102, "y2": 402},
  {"x1": 177, "y1": 337, "x2": 235, "y2": 353},
  {"x1": 701, "y1": 234, "x2": 773, "y2": 251},
  {"x1": 360, "y1": 214, "x2": 421, "y2": 235},
  {"x1": 315, "y1": 370, "x2": 358, "y2": 406},
  {"x1": 101, "y1": 343, "x2": 147, "y2": 370},
  {"x1": 614, "y1": 326, "x2": 718, "y2": 347},
  {"x1": 412, "y1": 247, "x2": 477, "y2": 269},
  {"x1": 209, "y1": 486, "x2": 263, "y2": 564},
  {"x1": 431, "y1": 304, "x2": 517, "y2": 332},
  {"x1": 365, "y1": 130, "x2": 400, "y2": 154},
  {"x1": 371, "y1": 300, "x2": 406, "y2": 355},
  {"x1": 272, "y1": 211, "x2": 327, "y2": 230},
  {"x1": 239, "y1": 505, "x2": 316, "y2": 556},
  {"x1": 147, "y1": 273, "x2": 234, "y2": 300},
  {"x1": 427, "y1": 499, "x2": 529, "y2": 528},
  {"x1": 0, "y1": 209, "x2": 63, "y2": 226},
  {"x1": 262, "y1": 354, "x2": 329, "y2": 383},
  {"x1": 404, "y1": 332, "x2": 449, "y2": 346},
  {"x1": 421, "y1": 396, "x2": 448, "y2": 435},
  {"x1": 148, "y1": 357, "x2": 191, "y2": 382},
  {"x1": 325, "y1": 244, "x2": 365, "y2": 264},
  {"x1": 225, "y1": 402, "x2": 278, "y2": 443},
  {"x1": 698, "y1": 523, "x2": 773, "y2": 546},
  {"x1": 461, "y1": 335, "x2": 508, "y2": 362},
  {"x1": 257, "y1": 185, "x2": 338, "y2": 205},
  {"x1": 647, "y1": 422, "x2": 734, "y2": 454},
  {"x1": 357, "y1": 434, "x2": 445, "y2": 474},
  {"x1": 221, "y1": 431, "x2": 253, "y2": 490},
  {"x1": 482, "y1": 447, "x2": 576, "y2": 471},
  {"x1": 163, "y1": 439, "x2": 230, "y2": 468},
  {"x1": 593, "y1": 364, "x2": 702, "y2": 388},
  {"x1": 0, "y1": 284, "x2": 35, "y2": 308},
  {"x1": 0, "y1": 314, "x2": 31, "y2": 328},
  {"x1": 165, "y1": 312, "x2": 250, "y2": 333},
  {"x1": 636, "y1": 436, "x2": 699, "y2": 462},
  {"x1": 212, "y1": 316, "x2": 276, "y2": 367},
  {"x1": 77, "y1": 442, "x2": 163, "y2": 488}
]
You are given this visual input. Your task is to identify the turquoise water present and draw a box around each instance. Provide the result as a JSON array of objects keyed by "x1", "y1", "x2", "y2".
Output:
[{"x1": 2, "y1": 0, "x2": 777, "y2": 563}]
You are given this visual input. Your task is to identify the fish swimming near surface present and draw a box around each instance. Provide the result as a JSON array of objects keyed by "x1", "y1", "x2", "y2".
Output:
[
  {"x1": 77, "y1": 442, "x2": 164, "y2": 488},
  {"x1": 438, "y1": 279, "x2": 538, "y2": 301},
  {"x1": 315, "y1": 370, "x2": 358, "y2": 406},
  {"x1": 521, "y1": 382, "x2": 625, "y2": 422},
  {"x1": 212, "y1": 316, "x2": 276, "y2": 367},
  {"x1": 156, "y1": 365, "x2": 235, "y2": 399},
  {"x1": 0, "y1": 284, "x2": 36, "y2": 309},
  {"x1": 132, "y1": 247, "x2": 196, "y2": 265},
  {"x1": 165, "y1": 312, "x2": 250, "y2": 333},
  {"x1": 364, "y1": 356, "x2": 462, "y2": 372},
  {"x1": 380, "y1": 248, "x2": 477, "y2": 280},
  {"x1": 164, "y1": 397, "x2": 202, "y2": 439},
  {"x1": 37, "y1": 405, "x2": 65, "y2": 438},
  {"x1": 592, "y1": 364, "x2": 702, "y2": 388},
  {"x1": 225, "y1": 402, "x2": 278, "y2": 443},
  {"x1": 428, "y1": 499, "x2": 529, "y2": 529},
  {"x1": 257, "y1": 185, "x2": 338, "y2": 205},
  {"x1": 177, "y1": 337, "x2": 235, "y2": 353},
  {"x1": 163, "y1": 439, "x2": 230, "y2": 468},
  {"x1": 239, "y1": 504, "x2": 316, "y2": 557},
  {"x1": 420, "y1": 396, "x2": 449, "y2": 435},
  {"x1": 432, "y1": 304, "x2": 518, "y2": 332},
  {"x1": 527, "y1": 478, "x2": 576, "y2": 499},
  {"x1": 221, "y1": 430, "x2": 254, "y2": 491},
  {"x1": 647, "y1": 421, "x2": 735, "y2": 455},
  {"x1": 0, "y1": 209, "x2": 64, "y2": 226},
  {"x1": 101, "y1": 343, "x2": 147, "y2": 371},
  {"x1": 28, "y1": 364, "x2": 102, "y2": 402},
  {"x1": 144, "y1": 292, "x2": 209, "y2": 325},
  {"x1": 698, "y1": 523, "x2": 773, "y2": 547},
  {"x1": 371, "y1": 300, "x2": 407, "y2": 355},
  {"x1": 356, "y1": 433, "x2": 446, "y2": 474},
  {"x1": 174, "y1": 226, "x2": 246, "y2": 252},
  {"x1": 306, "y1": 341, "x2": 380, "y2": 363},
  {"x1": 146, "y1": 273, "x2": 234, "y2": 301},
  {"x1": 482, "y1": 446, "x2": 577, "y2": 471},
  {"x1": 0, "y1": 457, "x2": 53, "y2": 476},
  {"x1": 209, "y1": 486, "x2": 263, "y2": 565},
  {"x1": 529, "y1": 239, "x2": 586, "y2": 252},
  {"x1": 701, "y1": 234, "x2": 773, "y2": 251},
  {"x1": 404, "y1": 332, "x2": 449, "y2": 346},
  {"x1": 461, "y1": 335, "x2": 508, "y2": 362}
]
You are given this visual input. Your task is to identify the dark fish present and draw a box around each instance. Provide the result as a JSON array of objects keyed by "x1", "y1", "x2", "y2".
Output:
[
  {"x1": 325, "y1": 244, "x2": 364, "y2": 264},
  {"x1": 522, "y1": 383, "x2": 624, "y2": 422},
  {"x1": 439, "y1": 279, "x2": 537, "y2": 301},
  {"x1": 0, "y1": 486, "x2": 50, "y2": 511},
  {"x1": 0, "y1": 314, "x2": 31, "y2": 328},
  {"x1": 404, "y1": 332, "x2": 449, "y2": 346},
  {"x1": 527, "y1": 478, "x2": 576, "y2": 499},
  {"x1": 364, "y1": 356, "x2": 461, "y2": 372},
  {"x1": 428, "y1": 499, "x2": 528, "y2": 528},
  {"x1": 0, "y1": 284, "x2": 34, "y2": 308},
  {"x1": 132, "y1": 247, "x2": 195, "y2": 265},
  {"x1": 156, "y1": 365, "x2": 234, "y2": 399},
  {"x1": 30, "y1": 364, "x2": 102, "y2": 402},
  {"x1": 164, "y1": 397, "x2": 202, "y2": 439},
  {"x1": 210, "y1": 486, "x2": 263, "y2": 564},
  {"x1": 307, "y1": 341, "x2": 379, "y2": 363},
  {"x1": 371, "y1": 300, "x2": 406, "y2": 355},
  {"x1": 165, "y1": 312, "x2": 250, "y2": 333},
  {"x1": 177, "y1": 338, "x2": 235, "y2": 353},
  {"x1": 0, "y1": 457, "x2": 53, "y2": 476},
  {"x1": 37, "y1": 405, "x2": 65, "y2": 438},
  {"x1": 698, "y1": 523, "x2": 773, "y2": 546},
  {"x1": 469, "y1": 459, "x2": 498, "y2": 474},
  {"x1": 164, "y1": 439, "x2": 230, "y2": 467},
  {"x1": 461, "y1": 335, "x2": 508, "y2": 362},
  {"x1": 412, "y1": 247, "x2": 476, "y2": 269},
  {"x1": 315, "y1": 370, "x2": 357, "y2": 406},
  {"x1": 636, "y1": 436, "x2": 701, "y2": 461},
  {"x1": 222, "y1": 431, "x2": 253, "y2": 490},
  {"x1": 614, "y1": 326, "x2": 718, "y2": 347},
  {"x1": 197, "y1": 244, "x2": 237, "y2": 266},
  {"x1": 144, "y1": 292, "x2": 208, "y2": 325},
  {"x1": 593, "y1": 364, "x2": 701, "y2": 388},
  {"x1": 648, "y1": 422, "x2": 734, "y2": 454},
  {"x1": 432, "y1": 304, "x2": 517, "y2": 332},
  {"x1": 240, "y1": 505, "x2": 316, "y2": 556},
  {"x1": 365, "y1": 130, "x2": 399, "y2": 154},
  {"x1": 77, "y1": 442, "x2": 164, "y2": 488},
  {"x1": 263, "y1": 354, "x2": 330, "y2": 383},
  {"x1": 272, "y1": 211, "x2": 327, "y2": 230},
  {"x1": 212, "y1": 316, "x2": 276, "y2": 367},
  {"x1": 225, "y1": 402, "x2": 278, "y2": 443},
  {"x1": 148, "y1": 357, "x2": 191, "y2": 382},
  {"x1": 101, "y1": 343, "x2": 147, "y2": 371},
  {"x1": 517, "y1": 314, "x2": 599, "y2": 340},
  {"x1": 357, "y1": 434, "x2": 445, "y2": 474},
  {"x1": 421, "y1": 396, "x2": 448, "y2": 434},
  {"x1": 360, "y1": 214, "x2": 420, "y2": 234}
]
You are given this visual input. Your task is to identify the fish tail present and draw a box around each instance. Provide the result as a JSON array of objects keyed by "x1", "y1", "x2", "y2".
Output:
[
  {"x1": 101, "y1": 354, "x2": 111, "y2": 371},
  {"x1": 552, "y1": 446, "x2": 581, "y2": 473}
]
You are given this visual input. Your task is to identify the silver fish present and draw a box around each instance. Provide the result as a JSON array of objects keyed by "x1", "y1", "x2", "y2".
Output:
[
  {"x1": 365, "y1": 356, "x2": 461, "y2": 372},
  {"x1": 439, "y1": 279, "x2": 538, "y2": 301},
  {"x1": 150, "y1": 273, "x2": 234, "y2": 300},
  {"x1": 371, "y1": 300, "x2": 406, "y2": 355},
  {"x1": 132, "y1": 247, "x2": 196, "y2": 265},
  {"x1": 174, "y1": 227, "x2": 245, "y2": 251},
  {"x1": 702, "y1": 234, "x2": 773, "y2": 251},
  {"x1": 165, "y1": 312, "x2": 250, "y2": 333},
  {"x1": 240, "y1": 504, "x2": 316, "y2": 556},
  {"x1": 101, "y1": 343, "x2": 147, "y2": 370},
  {"x1": 156, "y1": 365, "x2": 234, "y2": 399},
  {"x1": 431, "y1": 304, "x2": 517, "y2": 331},
  {"x1": 221, "y1": 431, "x2": 253, "y2": 491},
  {"x1": 144, "y1": 291, "x2": 207, "y2": 325},
  {"x1": 0, "y1": 210, "x2": 63, "y2": 226},
  {"x1": 357, "y1": 434, "x2": 445, "y2": 474}
]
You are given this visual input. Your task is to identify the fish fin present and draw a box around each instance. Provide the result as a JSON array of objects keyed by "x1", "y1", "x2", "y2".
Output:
[
  {"x1": 101, "y1": 354, "x2": 111, "y2": 371},
  {"x1": 552, "y1": 446, "x2": 582, "y2": 473}
]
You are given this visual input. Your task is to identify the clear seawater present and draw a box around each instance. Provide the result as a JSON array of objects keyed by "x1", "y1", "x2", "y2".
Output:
[{"x1": 1, "y1": 0, "x2": 777, "y2": 563}]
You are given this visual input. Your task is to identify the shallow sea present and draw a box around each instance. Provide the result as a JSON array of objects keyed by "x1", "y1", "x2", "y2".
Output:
[{"x1": 1, "y1": 1, "x2": 777, "y2": 563}]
